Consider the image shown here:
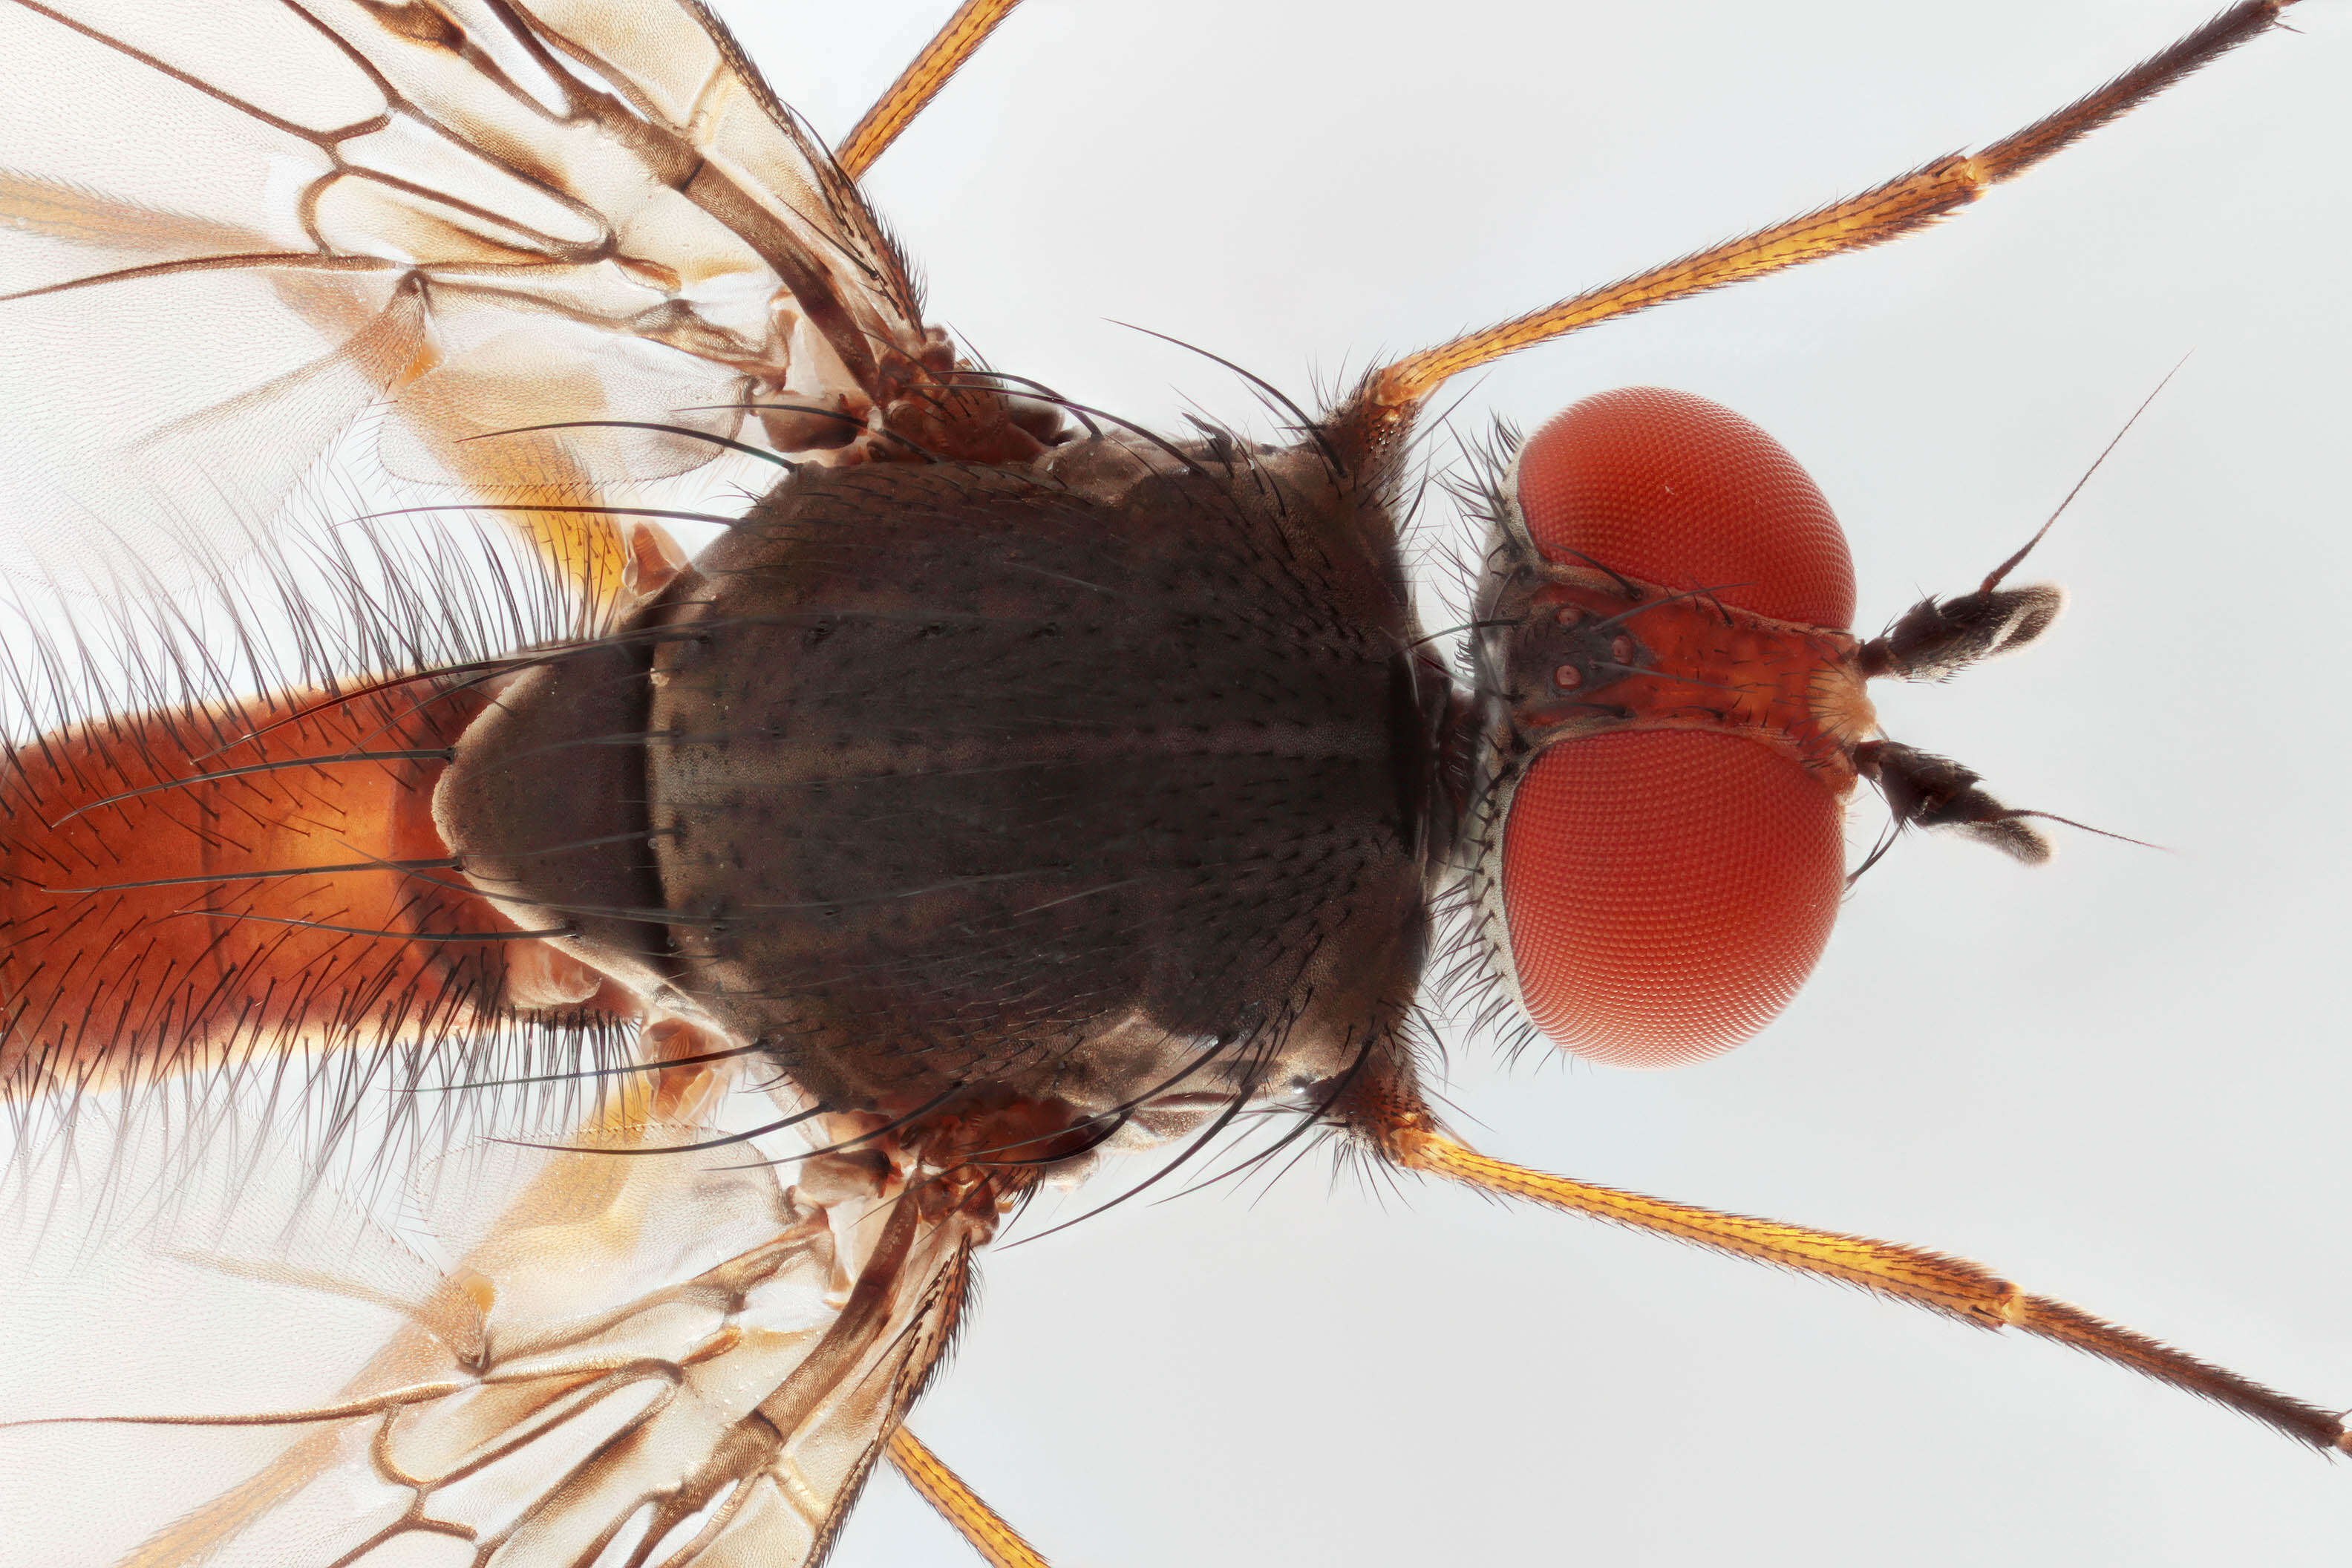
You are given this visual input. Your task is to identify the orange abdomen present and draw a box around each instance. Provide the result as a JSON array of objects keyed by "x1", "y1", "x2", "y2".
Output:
[{"x1": 0, "y1": 683, "x2": 572, "y2": 1095}]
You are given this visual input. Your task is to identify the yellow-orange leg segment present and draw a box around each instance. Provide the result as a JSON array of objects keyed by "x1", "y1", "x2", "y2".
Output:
[
  {"x1": 889, "y1": 1427, "x2": 1054, "y2": 1568},
  {"x1": 1370, "y1": 1114, "x2": 2349, "y2": 1455},
  {"x1": 837, "y1": 0, "x2": 1028, "y2": 178},
  {"x1": 0, "y1": 683, "x2": 627, "y2": 1099},
  {"x1": 1345, "y1": 0, "x2": 2304, "y2": 448}
]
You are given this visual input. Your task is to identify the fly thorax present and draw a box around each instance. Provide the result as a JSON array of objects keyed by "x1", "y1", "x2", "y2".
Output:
[{"x1": 622, "y1": 447, "x2": 1436, "y2": 1119}]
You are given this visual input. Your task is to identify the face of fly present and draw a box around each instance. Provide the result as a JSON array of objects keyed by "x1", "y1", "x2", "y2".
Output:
[{"x1": 736, "y1": 3, "x2": 2351, "y2": 1564}]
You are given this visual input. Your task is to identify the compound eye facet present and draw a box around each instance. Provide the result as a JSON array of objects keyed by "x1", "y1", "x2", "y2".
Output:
[
  {"x1": 1514, "y1": 385, "x2": 1857, "y2": 630},
  {"x1": 1501, "y1": 729, "x2": 1844, "y2": 1068}
]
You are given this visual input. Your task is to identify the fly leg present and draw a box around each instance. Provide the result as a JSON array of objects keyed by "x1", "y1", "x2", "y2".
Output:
[
  {"x1": 1342, "y1": 0, "x2": 2306, "y2": 446},
  {"x1": 837, "y1": 0, "x2": 1029, "y2": 177},
  {"x1": 889, "y1": 1425, "x2": 1054, "y2": 1568},
  {"x1": 1337, "y1": 1081, "x2": 2351, "y2": 1455}
]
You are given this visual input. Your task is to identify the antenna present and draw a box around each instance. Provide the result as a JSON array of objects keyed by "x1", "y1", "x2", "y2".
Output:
[{"x1": 1980, "y1": 352, "x2": 2192, "y2": 592}]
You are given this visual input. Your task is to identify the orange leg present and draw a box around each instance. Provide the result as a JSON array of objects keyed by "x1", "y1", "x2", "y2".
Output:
[
  {"x1": 1343, "y1": 0, "x2": 2305, "y2": 450},
  {"x1": 889, "y1": 1426, "x2": 1054, "y2": 1568},
  {"x1": 1351, "y1": 1097, "x2": 2351, "y2": 1455},
  {"x1": 837, "y1": 0, "x2": 1028, "y2": 178}
]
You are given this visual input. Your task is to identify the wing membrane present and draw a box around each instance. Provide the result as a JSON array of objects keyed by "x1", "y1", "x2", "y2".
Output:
[
  {"x1": 0, "y1": 0, "x2": 936, "y2": 589},
  {"x1": 0, "y1": 8, "x2": 1045, "y2": 1561},
  {"x1": 1, "y1": 1068, "x2": 987, "y2": 1568}
]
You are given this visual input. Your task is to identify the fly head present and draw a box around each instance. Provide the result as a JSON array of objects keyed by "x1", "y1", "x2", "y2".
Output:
[{"x1": 1443, "y1": 385, "x2": 2108, "y2": 1072}]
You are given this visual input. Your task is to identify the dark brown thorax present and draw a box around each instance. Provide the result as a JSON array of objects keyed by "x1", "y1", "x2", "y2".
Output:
[{"x1": 437, "y1": 434, "x2": 1448, "y2": 1125}]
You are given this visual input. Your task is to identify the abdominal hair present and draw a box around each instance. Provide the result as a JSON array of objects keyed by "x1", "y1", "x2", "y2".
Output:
[{"x1": 0, "y1": 475, "x2": 653, "y2": 1226}]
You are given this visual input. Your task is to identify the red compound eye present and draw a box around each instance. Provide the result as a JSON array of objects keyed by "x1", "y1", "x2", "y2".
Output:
[
  {"x1": 1514, "y1": 385, "x2": 1855, "y2": 630},
  {"x1": 1502, "y1": 731, "x2": 1843, "y2": 1067},
  {"x1": 1500, "y1": 388, "x2": 1855, "y2": 1065}
]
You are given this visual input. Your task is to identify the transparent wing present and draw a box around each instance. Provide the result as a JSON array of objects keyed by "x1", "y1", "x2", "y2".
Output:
[
  {"x1": 0, "y1": 1062, "x2": 985, "y2": 1568},
  {"x1": 0, "y1": 298, "x2": 982, "y2": 1564},
  {"x1": 0, "y1": 0, "x2": 938, "y2": 589}
]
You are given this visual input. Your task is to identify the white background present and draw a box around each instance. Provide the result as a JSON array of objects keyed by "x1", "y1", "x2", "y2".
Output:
[
  {"x1": 4, "y1": 2, "x2": 2348, "y2": 1566},
  {"x1": 722, "y1": 1, "x2": 2352, "y2": 1564}
]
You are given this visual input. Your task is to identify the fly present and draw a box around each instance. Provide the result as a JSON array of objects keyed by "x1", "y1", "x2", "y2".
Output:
[{"x1": 0, "y1": 3, "x2": 2342, "y2": 1565}]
